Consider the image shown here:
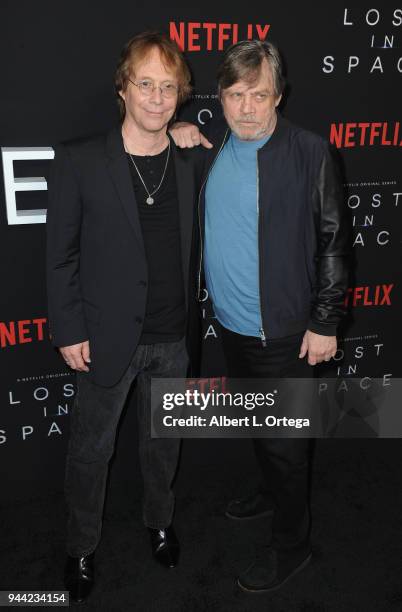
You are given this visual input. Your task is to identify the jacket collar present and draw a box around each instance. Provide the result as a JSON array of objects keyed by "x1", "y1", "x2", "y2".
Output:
[{"x1": 106, "y1": 124, "x2": 126, "y2": 160}]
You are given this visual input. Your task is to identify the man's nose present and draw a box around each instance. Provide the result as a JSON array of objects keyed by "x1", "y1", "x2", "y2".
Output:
[
  {"x1": 149, "y1": 86, "x2": 163, "y2": 103},
  {"x1": 240, "y1": 94, "x2": 255, "y2": 114}
]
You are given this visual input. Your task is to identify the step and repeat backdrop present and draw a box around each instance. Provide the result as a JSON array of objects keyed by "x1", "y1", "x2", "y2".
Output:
[{"x1": 0, "y1": 2, "x2": 401, "y2": 501}]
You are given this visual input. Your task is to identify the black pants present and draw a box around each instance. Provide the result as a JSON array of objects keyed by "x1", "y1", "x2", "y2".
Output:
[
  {"x1": 65, "y1": 338, "x2": 188, "y2": 557},
  {"x1": 220, "y1": 326, "x2": 313, "y2": 551}
]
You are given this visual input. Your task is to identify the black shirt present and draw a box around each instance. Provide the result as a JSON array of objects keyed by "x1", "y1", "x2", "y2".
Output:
[{"x1": 127, "y1": 145, "x2": 186, "y2": 344}]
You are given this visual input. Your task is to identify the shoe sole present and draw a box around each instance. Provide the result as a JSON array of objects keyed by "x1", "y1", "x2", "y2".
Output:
[
  {"x1": 225, "y1": 508, "x2": 274, "y2": 521},
  {"x1": 237, "y1": 552, "x2": 312, "y2": 594}
]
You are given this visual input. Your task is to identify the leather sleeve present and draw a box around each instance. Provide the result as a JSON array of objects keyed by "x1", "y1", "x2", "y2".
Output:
[
  {"x1": 46, "y1": 144, "x2": 88, "y2": 347},
  {"x1": 308, "y1": 145, "x2": 351, "y2": 336}
]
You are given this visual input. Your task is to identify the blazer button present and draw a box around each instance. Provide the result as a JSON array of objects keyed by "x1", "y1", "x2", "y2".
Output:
[
  {"x1": 138, "y1": 280, "x2": 147, "y2": 287},
  {"x1": 135, "y1": 316, "x2": 143, "y2": 324}
]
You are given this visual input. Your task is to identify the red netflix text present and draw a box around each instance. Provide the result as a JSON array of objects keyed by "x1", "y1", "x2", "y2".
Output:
[
  {"x1": 169, "y1": 22, "x2": 270, "y2": 52},
  {"x1": 330, "y1": 122, "x2": 402, "y2": 148},
  {"x1": 344, "y1": 284, "x2": 394, "y2": 307},
  {"x1": 0, "y1": 318, "x2": 48, "y2": 348}
]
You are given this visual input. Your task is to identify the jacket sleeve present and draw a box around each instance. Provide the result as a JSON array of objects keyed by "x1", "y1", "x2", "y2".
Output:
[
  {"x1": 308, "y1": 145, "x2": 351, "y2": 336},
  {"x1": 46, "y1": 144, "x2": 88, "y2": 347}
]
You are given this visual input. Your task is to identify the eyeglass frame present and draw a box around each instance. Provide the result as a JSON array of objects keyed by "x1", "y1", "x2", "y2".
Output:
[{"x1": 128, "y1": 77, "x2": 179, "y2": 98}]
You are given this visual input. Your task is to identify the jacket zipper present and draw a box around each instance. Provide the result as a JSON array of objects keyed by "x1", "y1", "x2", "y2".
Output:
[
  {"x1": 197, "y1": 129, "x2": 230, "y2": 300},
  {"x1": 257, "y1": 149, "x2": 267, "y2": 347}
]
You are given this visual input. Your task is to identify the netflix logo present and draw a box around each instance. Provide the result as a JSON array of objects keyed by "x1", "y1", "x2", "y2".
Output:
[
  {"x1": 330, "y1": 122, "x2": 402, "y2": 148},
  {"x1": 0, "y1": 318, "x2": 48, "y2": 348},
  {"x1": 344, "y1": 284, "x2": 394, "y2": 307},
  {"x1": 169, "y1": 22, "x2": 270, "y2": 52}
]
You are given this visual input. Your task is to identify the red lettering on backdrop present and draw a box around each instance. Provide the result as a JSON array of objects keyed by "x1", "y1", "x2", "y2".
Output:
[
  {"x1": 218, "y1": 24, "x2": 231, "y2": 50},
  {"x1": 18, "y1": 320, "x2": 32, "y2": 344},
  {"x1": 380, "y1": 284, "x2": 393, "y2": 305},
  {"x1": 359, "y1": 123, "x2": 370, "y2": 145},
  {"x1": 353, "y1": 287, "x2": 363, "y2": 306},
  {"x1": 255, "y1": 24, "x2": 270, "y2": 40},
  {"x1": 203, "y1": 23, "x2": 216, "y2": 50},
  {"x1": 344, "y1": 123, "x2": 356, "y2": 147},
  {"x1": 169, "y1": 22, "x2": 271, "y2": 51},
  {"x1": 330, "y1": 123, "x2": 343, "y2": 148},
  {"x1": 363, "y1": 287, "x2": 372, "y2": 306},
  {"x1": 0, "y1": 322, "x2": 16, "y2": 347},
  {"x1": 369, "y1": 123, "x2": 382, "y2": 145},
  {"x1": 33, "y1": 318, "x2": 47, "y2": 340},
  {"x1": 330, "y1": 122, "x2": 402, "y2": 148},
  {"x1": 393, "y1": 122, "x2": 400, "y2": 145},
  {"x1": 381, "y1": 122, "x2": 392, "y2": 146},
  {"x1": 187, "y1": 377, "x2": 228, "y2": 393},
  {"x1": 0, "y1": 318, "x2": 49, "y2": 348},
  {"x1": 188, "y1": 22, "x2": 201, "y2": 51},
  {"x1": 209, "y1": 377, "x2": 221, "y2": 393},
  {"x1": 344, "y1": 285, "x2": 394, "y2": 307},
  {"x1": 232, "y1": 23, "x2": 239, "y2": 44},
  {"x1": 169, "y1": 22, "x2": 185, "y2": 51}
]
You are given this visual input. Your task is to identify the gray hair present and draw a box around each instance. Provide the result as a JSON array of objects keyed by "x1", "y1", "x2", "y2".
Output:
[{"x1": 217, "y1": 40, "x2": 285, "y2": 98}]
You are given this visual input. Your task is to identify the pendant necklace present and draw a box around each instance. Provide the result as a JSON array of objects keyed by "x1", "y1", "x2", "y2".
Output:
[{"x1": 128, "y1": 139, "x2": 170, "y2": 206}]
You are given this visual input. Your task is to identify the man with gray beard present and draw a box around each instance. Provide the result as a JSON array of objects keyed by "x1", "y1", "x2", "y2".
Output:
[{"x1": 171, "y1": 40, "x2": 350, "y2": 593}]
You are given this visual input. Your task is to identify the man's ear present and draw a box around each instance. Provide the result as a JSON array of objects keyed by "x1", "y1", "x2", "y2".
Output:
[
  {"x1": 275, "y1": 93, "x2": 282, "y2": 108},
  {"x1": 118, "y1": 89, "x2": 125, "y2": 102}
]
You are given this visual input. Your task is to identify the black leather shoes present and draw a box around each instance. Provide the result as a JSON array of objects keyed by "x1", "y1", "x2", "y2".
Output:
[
  {"x1": 225, "y1": 491, "x2": 275, "y2": 520},
  {"x1": 64, "y1": 552, "x2": 94, "y2": 604},
  {"x1": 148, "y1": 526, "x2": 179, "y2": 568},
  {"x1": 237, "y1": 545, "x2": 312, "y2": 593}
]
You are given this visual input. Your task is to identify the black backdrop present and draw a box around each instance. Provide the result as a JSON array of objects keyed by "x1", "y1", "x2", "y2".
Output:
[{"x1": 0, "y1": 1, "x2": 401, "y2": 502}]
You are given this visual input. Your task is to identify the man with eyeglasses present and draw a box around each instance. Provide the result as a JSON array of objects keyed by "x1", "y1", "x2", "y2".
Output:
[
  {"x1": 170, "y1": 40, "x2": 350, "y2": 593},
  {"x1": 46, "y1": 31, "x2": 203, "y2": 604}
]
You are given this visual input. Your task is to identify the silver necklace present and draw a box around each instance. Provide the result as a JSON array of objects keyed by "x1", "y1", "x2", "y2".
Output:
[{"x1": 128, "y1": 140, "x2": 171, "y2": 206}]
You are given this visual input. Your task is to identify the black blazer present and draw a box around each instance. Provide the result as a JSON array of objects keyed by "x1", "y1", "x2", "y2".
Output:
[{"x1": 46, "y1": 126, "x2": 202, "y2": 387}]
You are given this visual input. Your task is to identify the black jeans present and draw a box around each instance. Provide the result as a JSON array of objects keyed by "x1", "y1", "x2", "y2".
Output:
[
  {"x1": 65, "y1": 337, "x2": 188, "y2": 557},
  {"x1": 220, "y1": 326, "x2": 313, "y2": 551}
]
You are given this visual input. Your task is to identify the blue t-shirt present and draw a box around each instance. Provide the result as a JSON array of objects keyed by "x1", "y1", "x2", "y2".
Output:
[{"x1": 204, "y1": 132, "x2": 269, "y2": 337}]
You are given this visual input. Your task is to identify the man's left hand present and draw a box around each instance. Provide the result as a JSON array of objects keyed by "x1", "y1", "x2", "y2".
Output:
[
  {"x1": 169, "y1": 121, "x2": 213, "y2": 149},
  {"x1": 299, "y1": 330, "x2": 337, "y2": 366}
]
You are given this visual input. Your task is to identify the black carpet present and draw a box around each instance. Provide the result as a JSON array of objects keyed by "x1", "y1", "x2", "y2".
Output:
[{"x1": 1, "y1": 439, "x2": 401, "y2": 611}]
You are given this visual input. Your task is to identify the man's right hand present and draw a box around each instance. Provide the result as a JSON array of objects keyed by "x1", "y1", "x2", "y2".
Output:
[
  {"x1": 60, "y1": 340, "x2": 91, "y2": 372},
  {"x1": 169, "y1": 122, "x2": 213, "y2": 149}
]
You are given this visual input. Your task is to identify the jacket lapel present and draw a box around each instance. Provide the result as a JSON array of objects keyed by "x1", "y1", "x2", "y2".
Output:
[{"x1": 105, "y1": 126, "x2": 145, "y2": 252}]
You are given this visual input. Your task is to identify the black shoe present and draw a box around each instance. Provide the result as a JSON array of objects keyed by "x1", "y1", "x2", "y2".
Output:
[
  {"x1": 237, "y1": 545, "x2": 312, "y2": 593},
  {"x1": 225, "y1": 492, "x2": 275, "y2": 520},
  {"x1": 148, "y1": 526, "x2": 179, "y2": 568},
  {"x1": 64, "y1": 552, "x2": 95, "y2": 604}
]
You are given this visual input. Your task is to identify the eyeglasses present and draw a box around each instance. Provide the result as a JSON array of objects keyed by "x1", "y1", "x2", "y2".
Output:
[{"x1": 128, "y1": 78, "x2": 178, "y2": 99}]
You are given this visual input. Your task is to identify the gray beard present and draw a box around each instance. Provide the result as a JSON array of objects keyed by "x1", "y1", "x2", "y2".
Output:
[{"x1": 232, "y1": 125, "x2": 268, "y2": 141}]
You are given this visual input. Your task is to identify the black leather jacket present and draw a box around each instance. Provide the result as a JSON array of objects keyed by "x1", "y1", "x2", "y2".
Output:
[{"x1": 197, "y1": 113, "x2": 350, "y2": 341}]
